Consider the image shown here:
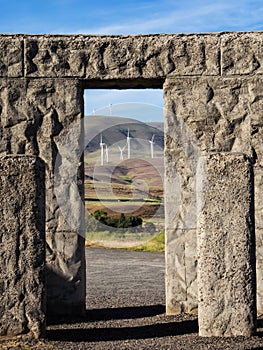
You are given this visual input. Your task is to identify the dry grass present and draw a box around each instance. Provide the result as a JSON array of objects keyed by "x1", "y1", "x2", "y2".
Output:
[{"x1": 85, "y1": 231, "x2": 165, "y2": 253}]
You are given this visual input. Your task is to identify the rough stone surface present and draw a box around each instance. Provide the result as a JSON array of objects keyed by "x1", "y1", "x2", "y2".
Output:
[
  {"x1": 221, "y1": 32, "x2": 263, "y2": 76},
  {"x1": 165, "y1": 229, "x2": 197, "y2": 315},
  {"x1": 0, "y1": 77, "x2": 86, "y2": 317},
  {"x1": 164, "y1": 75, "x2": 263, "y2": 315},
  {"x1": 0, "y1": 156, "x2": 46, "y2": 338},
  {"x1": 0, "y1": 36, "x2": 23, "y2": 77},
  {"x1": 24, "y1": 34, "x2": 221, "y2": 79},
  {"x1": 0, "y1": 32, "x2": 262, "y2": 336},
  {"x1": 163, "y1": 76, "x2": 263, "y2": 155},
  {"x1": 197, "y1": 153, "x2": 256, "y2": 337},
  {"x1": 254, "y1": 166, "x2": 263, "y2": 313}
]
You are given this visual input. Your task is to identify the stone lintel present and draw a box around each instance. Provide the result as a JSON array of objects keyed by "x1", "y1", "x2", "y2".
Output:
[
  {"x1": 24, "y1": 34, "x2": 221, "y2": 78},
  {"x1": 221, "y1": 32, "x2": 263, "y2": 76}
]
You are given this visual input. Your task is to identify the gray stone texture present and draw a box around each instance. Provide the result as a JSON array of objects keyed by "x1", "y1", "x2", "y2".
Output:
[
  {"x1": 0, "y1": 36, "x2": 23, "y2": 77},
  {"x1": 221, "y1": 32, "x2": 263, "y2": 75},
  {"x1": 0, "y1": 32, "x2": 262, "y2": 337},
  {"x1": 0, "y1": 156, "x2": 46, "y2": 338},
  {"x1": 24, "y1": 34, "x2": 221, "y2": 79},
  {"x1": 163, "y1": 76, "x2": 262, "y2": 155},
  {"x1": 164, "y1": 75, "x2": 263, "y2": 314},
  {"x1": 197, "y1": 153, "x2": 256, "y2": 337},
  {"x1": 0, "y1": 77, "x2": 86, "y2": 317},
  {"x1": 255, "y1": 167, "x2": 263, "y2": 313}
]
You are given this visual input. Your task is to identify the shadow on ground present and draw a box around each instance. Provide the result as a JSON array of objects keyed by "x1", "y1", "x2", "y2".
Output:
[
  {"x1": 46, "y1": 304, "x2": 198, "y2": 342},
  {"x1": 47, "y1": 322, "x2": 198, "y2": 342},
  {"x1": 48, "y1": 304, "x2": 165, "y2": 325},
  {"x1": 88, "y1": 304, "x2": 166, "y2": 321}
]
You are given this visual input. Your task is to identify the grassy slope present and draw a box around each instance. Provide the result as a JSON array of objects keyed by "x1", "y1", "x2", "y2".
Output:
[
  {"x1": 85, "y1": 115, "x2": 164, "y2": 155},
  {"x1": 86, "y1": 231, "x2": 165, "y2": 253},
  {"x1": 128, "y1": 231, "x2": 165, "y2": 253}
]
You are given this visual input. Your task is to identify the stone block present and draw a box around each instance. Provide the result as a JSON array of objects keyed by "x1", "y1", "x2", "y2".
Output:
[
  {"x1": 254, "y1": 166, "x2": 263, "y2": 229},
  {"x1": 255, "y1": 166, "x2": 263, "y2": 314},
  {"x1": 197, "y1": 153, "x2": 256, "y2": 337},
  {"x1": 0, "y1": 77, "x2": 86, "y2": 317},
  {"x1": 46, "y1": 232, "x2": 86, "y2": 316},
  {"x1": 251, "y1": 77, "x2": 263, "y2": 167},
  {"x1": 165, "y1": 228, "x2": 197, "y2": 314},
  {"x1": 0, "y1": 36, "x2": 23, "y2": 77},
  {"x1": 163, "y1": 76, "x2": 261, "y2": 155},
  {"x1": 222, "y1": 32, "x2": 263, "y2": 76},
  {"x1": 24, "y1": 34, "x2": 220, "y2": 79},
  {"x1": 256, "y1": 228, "x2": 263, "y2": 314},
  {"x1": 0, "y1": 156, "x2": 46, "y2": 338}
]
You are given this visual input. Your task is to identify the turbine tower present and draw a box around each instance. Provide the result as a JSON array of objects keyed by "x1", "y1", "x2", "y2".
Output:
[
  {"x1": 127, "y1": 128, "x2": 131, "y2": 159},
  {"x1": 118, "y1": 145, "x2": 126, "y2": 160},
  {"x1": 100, "y1": 135, "x2": 105, "y2": 166},
  {"x1": 149, "y1": 134, "x2": 155, "y2": 159},
  {"x1": 105, "y1": 144, "x2": 109, "y2": 163}
]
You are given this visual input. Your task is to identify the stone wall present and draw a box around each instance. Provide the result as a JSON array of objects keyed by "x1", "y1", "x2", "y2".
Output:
[{"x1": 0, "y1": 32, "x2": 262, "y2": 335}]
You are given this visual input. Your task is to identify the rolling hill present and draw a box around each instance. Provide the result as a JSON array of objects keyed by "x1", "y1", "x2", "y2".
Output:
[
  {"x1": 84, "y1": 115, "x2": 165, "y2": 248},
  {"x1": 84, "y1": 115, "x2": 164, "y2": 159}
]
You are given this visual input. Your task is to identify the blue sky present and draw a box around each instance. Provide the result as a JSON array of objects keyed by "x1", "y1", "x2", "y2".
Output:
[
  {"x1": 1, "y1": 0, "x2": 262, "y2": 34},
  {"x1": 1, "y1": 0, "x2": 262, "y2": 121}
]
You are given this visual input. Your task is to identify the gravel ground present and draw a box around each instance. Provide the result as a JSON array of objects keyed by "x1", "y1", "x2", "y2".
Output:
[{"x1": 1, "y1": 248, "x2": 263, "y2": 349}]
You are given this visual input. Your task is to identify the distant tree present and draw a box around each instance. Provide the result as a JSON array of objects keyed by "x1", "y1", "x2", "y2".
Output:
[
  {"x1": 90, "y1": 210, "x2": 143, "y2": 231},
  {"x1": 117, "y1": 213, "x2": 126, "y2": 228},
  {"x1": 92, "y1": 210, "x2": 108, "y2": 225}
]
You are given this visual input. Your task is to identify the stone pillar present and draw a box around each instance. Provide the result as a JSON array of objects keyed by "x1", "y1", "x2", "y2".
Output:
[
  {"x1": 251, "y1": 76, "x2": 263, "y2": 314},
  {"x1": 197, "y1": 153, "x2": 256, "y2": 337},
  {"x1": 254, "y1": 166, "x2": 263, "y2": 313},
  {"x1": 164, "y1": 78, "x2": 202, "y2": 315},
  {"x1": 0, "y1": 78, "x2": 86, "y2": 317},
  {"x1": 163, "y1": 75, "x2": 260, "y2": 316},
  {"x1": 0, "y1": 156, "x2": 46, "y2": 339}
]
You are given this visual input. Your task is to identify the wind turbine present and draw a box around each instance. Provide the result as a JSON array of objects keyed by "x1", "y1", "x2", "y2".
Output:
[
  {"x1": 109, "y1": 103, "x2": 112, "y2": 116},
  {"x1": 100, "y1": 135, "x2": 105, "y2": 166},
  {"x1": 127, "y1": 128, "x2": 131, "y2": 159},
  {"x1": 118, "y1": 145, "x2": 126, "y2": 160},
  {"x1": 105, "y1": 144, "x2": 109, "y2": 163},
  {"x1": 149, "y1": 134, "x2": 155, "y2": 159}
]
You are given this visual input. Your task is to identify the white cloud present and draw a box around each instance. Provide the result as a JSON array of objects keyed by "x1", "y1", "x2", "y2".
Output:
[{"x1": 73, "y1": 1, "x2": 263, "y2": 34}]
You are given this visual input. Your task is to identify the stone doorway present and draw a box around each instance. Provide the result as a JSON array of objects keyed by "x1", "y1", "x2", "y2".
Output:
[
  {"x1": 83, "y1": 87, "x2": 165, "y2": 312},
  {"x1": 0, "y1": 32, "x2": 261, "y2": 339}
]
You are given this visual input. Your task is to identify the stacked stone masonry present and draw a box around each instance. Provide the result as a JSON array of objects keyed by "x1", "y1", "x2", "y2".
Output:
[{"x1": 0, "y1": 32, "x2": 262, "y2": 337}]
